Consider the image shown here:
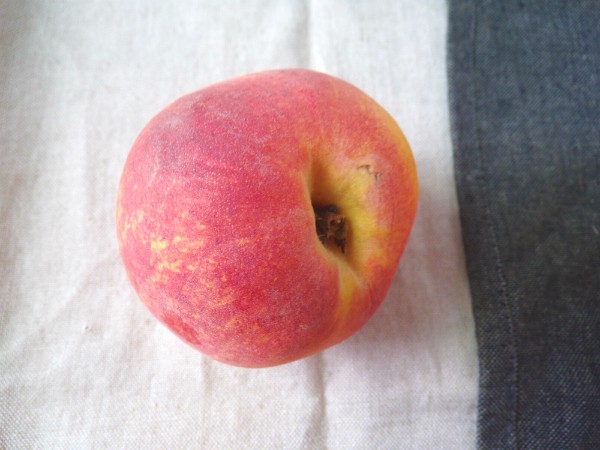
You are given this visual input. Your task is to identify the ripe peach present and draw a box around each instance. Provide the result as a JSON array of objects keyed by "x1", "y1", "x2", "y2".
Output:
[{"x1": 116, "y1": 69, "x2": 418, "y2": 367}]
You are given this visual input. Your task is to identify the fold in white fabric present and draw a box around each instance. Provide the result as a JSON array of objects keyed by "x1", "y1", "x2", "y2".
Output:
[{"x1": 0, "y1": 1, "x2": 477, "y2": 448}]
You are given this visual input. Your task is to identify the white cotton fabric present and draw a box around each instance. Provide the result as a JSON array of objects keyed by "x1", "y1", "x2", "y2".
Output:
[{"x1": 0, "y1": 1, "x2": 478, "y2": 448}]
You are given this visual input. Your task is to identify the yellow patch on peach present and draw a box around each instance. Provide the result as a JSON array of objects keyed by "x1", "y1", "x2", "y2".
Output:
[
  {"x1": 149, "y1": 234, "x2": 208, "y2": 274},
  {"x1": 179, "y1": 237, "x2": 206, "y2": 253},
  {"x1": 120, "y1": 209, "x2": 146, "y2": 243},
  {"x1": 339, "y1": 170, "x2": 390, "y2": 268},
  {"x1": 160, "y1": 259, "x2": 184, "y2": 273},
  {"x1": 149, "y1": 270, "x2": 170, "y2": 285},
  {"x1": 309, "y1": 154, "x2": 390, "y2": 264},
  {"x1": 115, "y1": 189, "x2": 124, "y2": 231},
  {"x1": 212, "y1": 293, "x2": 236, "y2": 307},
  {"x1": 336, "y1": 262, "x2": 362, "y2": 319},
  {"x1": 150, "y1": 238, "x2": 169, "y2": 252}
]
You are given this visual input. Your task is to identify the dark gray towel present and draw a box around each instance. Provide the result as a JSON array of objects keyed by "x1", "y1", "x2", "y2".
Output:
[{"x1": 448, "y1": 1, "x2": 600, "y2": 448}]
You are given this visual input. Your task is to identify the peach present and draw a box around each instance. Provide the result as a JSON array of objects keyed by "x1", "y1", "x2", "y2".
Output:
[{"x1": 116, "y1": 69, "x2": 418, "y2": 367}]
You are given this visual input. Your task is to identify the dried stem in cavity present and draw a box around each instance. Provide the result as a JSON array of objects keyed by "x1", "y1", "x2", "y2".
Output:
[{"x1": 314, "y1": 204, "x2": 347, "y2": 253}]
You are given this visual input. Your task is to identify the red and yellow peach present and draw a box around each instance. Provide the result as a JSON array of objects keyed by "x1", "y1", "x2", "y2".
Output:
[{"x1": 116, "y1": 69, "x2": 418, "y2": 367}]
